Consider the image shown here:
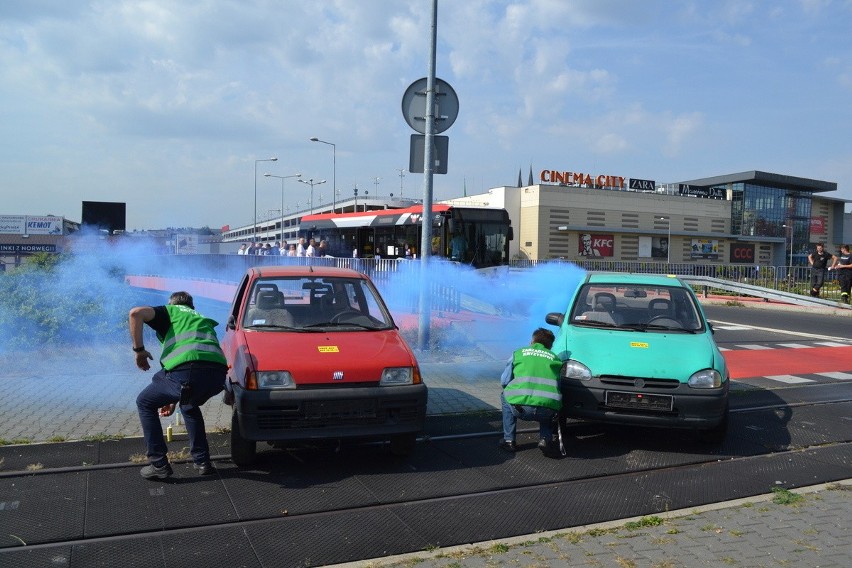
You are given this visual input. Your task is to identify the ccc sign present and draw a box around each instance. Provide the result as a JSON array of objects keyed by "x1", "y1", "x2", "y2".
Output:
[{"x1": 729, "y1": 244, "x2": 755, "y2": 263}]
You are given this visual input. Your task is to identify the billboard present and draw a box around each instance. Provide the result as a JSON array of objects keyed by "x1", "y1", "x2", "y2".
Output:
[
  {"x1": 651, "y1": 236, "x2": 669, "y2": 259},
  {"x1": 0, "y1": 215, "x2": 64, "y2": 235},
  {"x1": 690, "y1": 239, "x2": 719, "y2": 260},
  {"x1": 729, "y1": 243, "x2": 755, "y2": 264},
  {"x1": 82, "y1": 201, "x2": 126, "y2": 234},
  {"x1": 578, "y1": 233, "x2": 614, "y2": 257}
]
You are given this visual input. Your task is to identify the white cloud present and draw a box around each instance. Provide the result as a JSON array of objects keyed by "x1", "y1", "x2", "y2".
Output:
[{"x1": 0, "y1": 0, "x2": 850, "y2": 228}]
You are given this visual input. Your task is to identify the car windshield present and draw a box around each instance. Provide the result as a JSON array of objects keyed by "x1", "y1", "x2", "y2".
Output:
[
  {"x1": 242, "y1": 276, "x2": 394, "y2": 331},
  {"x1": 569, "y1": 283, "x2": 704, "y2": 332}
]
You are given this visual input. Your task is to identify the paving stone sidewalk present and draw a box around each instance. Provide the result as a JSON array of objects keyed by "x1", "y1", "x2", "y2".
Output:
[{"x1": 347, "y1": 481, "x2": 852, "y2": 568}]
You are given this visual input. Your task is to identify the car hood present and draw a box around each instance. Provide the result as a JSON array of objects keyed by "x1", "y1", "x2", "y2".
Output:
[
  {"x1": 242, "y1": 328, "x2": 418, "y2": 384},
  {"x1": 563, "y1": 327, "x2": 722, "y2": 381}
]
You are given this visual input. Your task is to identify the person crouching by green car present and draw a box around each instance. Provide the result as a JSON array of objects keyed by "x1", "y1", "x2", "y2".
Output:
[{"x1": 499, "y1": 328, "x2": 563, "y2": 457}]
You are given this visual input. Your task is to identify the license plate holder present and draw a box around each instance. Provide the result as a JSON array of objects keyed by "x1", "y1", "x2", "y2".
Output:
[{"x1": 605, "y1": 390, "x2": 673, "y2": 411}]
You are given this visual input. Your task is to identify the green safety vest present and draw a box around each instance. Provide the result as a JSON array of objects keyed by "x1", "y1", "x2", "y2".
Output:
[
  {"x1": 159, "y1": 305, "x2": 227, "y2": 371},
  {"x1": 504, "y1": 343, "x2": 563, "y2": 411}
]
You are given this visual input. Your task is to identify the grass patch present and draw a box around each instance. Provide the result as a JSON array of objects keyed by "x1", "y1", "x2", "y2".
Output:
[
  {"x1": 82, "y1": 433, "x2": 125, "y2": 442},
  {"x1": 47, "y1": 436, "x2": 67, "y2": 443},
  {"x1": 0, "y1": 438, "x2": 33, "y2": 446},
  {"x1": 26, "y1": 463, "x2": 44, "y2": 471},
  {"x1": 771, "y1": 487, "x2": 804, "y2": 505},
  {"x1": 624, "y1": 516, "x2": 664, "y2": 530}
]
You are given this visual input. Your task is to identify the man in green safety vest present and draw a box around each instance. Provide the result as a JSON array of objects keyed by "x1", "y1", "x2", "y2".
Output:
[
  {"x1": 129, "y1": 291, "x2": 227, "y2": 480},
  {"x1": 499, "y1": 328, "x2": 563, "y2": 456}
]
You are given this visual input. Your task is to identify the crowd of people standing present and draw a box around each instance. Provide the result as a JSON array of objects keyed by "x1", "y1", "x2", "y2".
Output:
[{"x1": 236, "y1": 238, "x2": 329, "y2": 258}]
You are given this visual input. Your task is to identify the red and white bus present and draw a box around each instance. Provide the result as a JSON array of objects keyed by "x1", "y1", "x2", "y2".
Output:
[{"x1": 299, "y1": 204, "x2": 512, "y2": 269}]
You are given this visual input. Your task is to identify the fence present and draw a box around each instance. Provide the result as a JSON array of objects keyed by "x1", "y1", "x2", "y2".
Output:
[{"x1": 134, "y1": 254, "x2": 848, "y2": 305}]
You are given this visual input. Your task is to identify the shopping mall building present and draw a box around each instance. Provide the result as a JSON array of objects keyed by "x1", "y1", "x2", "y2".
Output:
[{"x1": 445, "y1": 169, "x2": 849, "y2": 267}]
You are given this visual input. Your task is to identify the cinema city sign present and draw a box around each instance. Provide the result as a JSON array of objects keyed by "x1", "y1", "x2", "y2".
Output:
[{"x1": 540, "y1": 169, "x2": 626, "y2": 189}]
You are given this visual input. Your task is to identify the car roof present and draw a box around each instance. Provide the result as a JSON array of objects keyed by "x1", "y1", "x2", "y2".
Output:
[
  {"x1": 247, "y1": 265, "x2": 367, "y2": 279},
  {"x1": 584, "y1": 272, "x2": 688, "y2": 288}
]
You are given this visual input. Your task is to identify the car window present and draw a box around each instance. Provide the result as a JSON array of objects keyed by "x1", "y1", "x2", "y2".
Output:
[
  {"x1": 242, "y1": 276, "x2": 394, "y2": 329},
  {"x1": 570, "y1": 283, "x2": 704, "y2": 331}
]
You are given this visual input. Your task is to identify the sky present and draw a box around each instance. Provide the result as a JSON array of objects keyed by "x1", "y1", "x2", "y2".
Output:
[{"x1": 2, "y1": 0, "x2": 851, "y2": 232}]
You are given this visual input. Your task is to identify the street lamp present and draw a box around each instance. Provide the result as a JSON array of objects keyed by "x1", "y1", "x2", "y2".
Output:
[
  {"x1": 254, "y1": 157, "x2": 278, "y2": 243},
  {"x1": 659, "y1": 216, "x2": 671, "y2": 264},
  {"x1": 297, "y1": 178, "x2": 326, "y2": 213},
  {"x1": 397, "y1": 168, "x2": 406, "y2": 197},
  {"x1": 310, "y1": 137, "x2": 336, "y2": 213},
  {"x1": 783, "y1": 223, "x2": 794, "y2": 267},
  {"x1": 265, "y1": 173, "x2": 301, "y2": 241}
]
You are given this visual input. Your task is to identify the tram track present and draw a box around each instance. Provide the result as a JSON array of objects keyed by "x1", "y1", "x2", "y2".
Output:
[{"x1": 2, "y1": 394, "x2": 850, "y2": 555}]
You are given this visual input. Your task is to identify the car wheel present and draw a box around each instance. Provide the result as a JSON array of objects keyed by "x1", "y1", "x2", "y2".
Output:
[
  {"x1": 389, "y1": 433, "x2": 417, "y2": 456},
  {"x1": 698, "y1": 404, "x2": 729, "y2": 444},
  {"x1": 230, "y1": 410, "x2": 256, "y2": 467}
]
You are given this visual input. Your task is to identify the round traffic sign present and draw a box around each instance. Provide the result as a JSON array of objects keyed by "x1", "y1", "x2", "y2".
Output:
[{"x1": 401, "y1": 77, "x2": 459, "y2": 134}]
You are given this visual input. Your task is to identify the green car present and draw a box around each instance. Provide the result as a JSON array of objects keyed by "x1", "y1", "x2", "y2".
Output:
[{"x1": 545, "y1": 272, "x2": 729, "y2": 442}]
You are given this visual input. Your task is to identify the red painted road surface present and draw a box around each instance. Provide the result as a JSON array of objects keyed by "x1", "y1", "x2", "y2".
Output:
[{"x1": 724, "y1": 346, "x2": 852, "y2": 379}]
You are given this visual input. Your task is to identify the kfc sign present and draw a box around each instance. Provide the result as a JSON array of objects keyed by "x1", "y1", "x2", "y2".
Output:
[
  {"x1": 810, "y1": 217, "x2": 825, "y2": 235},
  {"x1": 578, "y1": 233, "x2": 614, "y2": 257},
  {"x1": 729, "y1": 243, "x2": 755, "y2": 264}
]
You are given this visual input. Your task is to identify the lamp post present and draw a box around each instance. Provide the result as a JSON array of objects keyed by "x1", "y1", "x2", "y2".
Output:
[
  {"x1": 298, "y1": 178, "x2": 326, "y2": 213},
  {"x1": 659, "y1": 216, "x2": 671, "y2": 264},
  {"x1": 783, "y1": 223, "x2": 794, "y2": 267},
  {"x1": 397, "y1": 168, "x2": 406, "y2": 197},
  {"x1": 310, "y1": 138, "x2": 336, "y2": 213},
  {"x1": 265, "y1": 173, "x2": 301, "y2": 241},
  {"x1": 254, "y1": 157, "x2": 278, "y2": 243}
]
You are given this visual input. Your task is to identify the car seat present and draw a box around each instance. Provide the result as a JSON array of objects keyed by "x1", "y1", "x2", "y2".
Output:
[
  {"x1": 648, "y1": 298, "x2": 673, "y2": 318},
  {"x1": 584, "y1": 292, "x2": 622, "y2": 325}
]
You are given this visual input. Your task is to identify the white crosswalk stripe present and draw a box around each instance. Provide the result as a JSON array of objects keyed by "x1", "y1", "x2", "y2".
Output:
[
  {"x1": 776, "y1": 343, "x2": 811, "y2": 349},
  {"x1": 815, "y1": 372, "x2": 852, "y2": 381},
  {"x1": 814, "y1": 342, "x2": 852, "y2": 347},
  {"x1": 765, "y1": 374, "x2": 814, "y2": 384},
  {"x1": 736, "y1": 344, "x2": 773, "y2": 350},
  {"x1": 712, "y1": 325, "x2": 752, "y2": 330}
]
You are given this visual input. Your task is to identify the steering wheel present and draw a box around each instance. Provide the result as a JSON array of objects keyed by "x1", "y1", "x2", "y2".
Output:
[
  {"x1": 330, "y1": 310, "x2": 363, "y2": 324},
  {"x1": 647, "y1": 315, "x2": 682, "y2": 326}
]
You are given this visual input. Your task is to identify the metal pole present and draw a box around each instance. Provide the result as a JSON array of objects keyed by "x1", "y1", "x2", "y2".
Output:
[
  {"x1": 310, "y1": 138, "x2": 336, "y2": 213},
  {"x1": 667, "y1": 220, "x2": 671, "y2": 264},
  {"x1": 418, "y1": 0, "x2": 438, "y2": 350},
  {"x1": 265, "y1": 174, "x2": 301, "y2": 242},
  {"x1": 254, "y1": 157, "x2": 277, "y2": 243}
]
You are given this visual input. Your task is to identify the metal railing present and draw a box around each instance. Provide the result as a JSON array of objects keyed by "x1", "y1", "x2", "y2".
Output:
[{"x1": 130, "y1": 254, "x2": 850, "y2": 310}]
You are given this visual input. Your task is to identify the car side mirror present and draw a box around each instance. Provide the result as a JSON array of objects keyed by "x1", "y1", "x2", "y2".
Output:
[
  {"x1": 545, "y1": 312, "x2": 564, "y2": 326},
  {"x1": 227, "y1": 314, "x2": 236, "y2": 330},
  {"x1": 707, "y1": 322, "x2": 714, "y2": 334}
]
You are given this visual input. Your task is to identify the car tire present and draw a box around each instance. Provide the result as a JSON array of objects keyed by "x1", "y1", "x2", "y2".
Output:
[
  {"x1": 389, "y1": 433, "x2": 417, "y2": 456},
  {"x1": 230, "y1": 410, "x2": 257, "y2": 467},
  {"x1": 698, "y1": 404, "x2": 729, "y2": 444}
]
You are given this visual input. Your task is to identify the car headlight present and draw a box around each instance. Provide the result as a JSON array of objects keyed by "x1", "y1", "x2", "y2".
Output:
[
  {"x1": 688, "y1": 369, "x2": 722, "y2": 388},
  {"x1": 564, "y1": 360, "x2": 592, "y2": 381},
  {"x1": 380, "y1": 367, "x2": 415, "y2": 385},
  {"x1": 255, "y1": 371, "x2": 295, "y2": 389}
]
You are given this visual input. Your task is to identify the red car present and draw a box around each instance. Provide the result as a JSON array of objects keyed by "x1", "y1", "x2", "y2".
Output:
[{"x1": 222, "y1": 266, "x2": 427, "y2": 466}]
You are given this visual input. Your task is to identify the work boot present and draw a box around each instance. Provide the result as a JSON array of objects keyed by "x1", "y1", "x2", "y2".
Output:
[
  {"x1": 140, "y1": 462, "x2": 173, "y2": 480},
  {"x1": 497, "y1": 440, "x2": 517, "y2": 453},
  {"x1": 193, "y1": 461, "x2": 216, "y2": 476}
]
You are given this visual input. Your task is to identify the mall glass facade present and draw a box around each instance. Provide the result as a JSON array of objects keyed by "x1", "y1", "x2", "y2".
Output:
[{"x1": 720, "y1": 183, "x2": 812, "y2": 266}]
